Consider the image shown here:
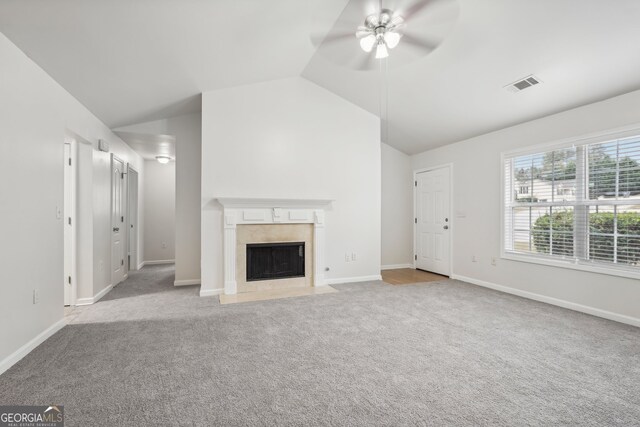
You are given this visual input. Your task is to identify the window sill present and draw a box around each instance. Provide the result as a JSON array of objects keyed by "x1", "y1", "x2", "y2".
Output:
[{"x1": 501, "y1": 252, "x2": 640, "y2": 281}]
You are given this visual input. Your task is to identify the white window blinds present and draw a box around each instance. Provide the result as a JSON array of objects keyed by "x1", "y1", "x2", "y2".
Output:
[{"x1": 504, "y1": 134, "x2": 640, "y2": 275}]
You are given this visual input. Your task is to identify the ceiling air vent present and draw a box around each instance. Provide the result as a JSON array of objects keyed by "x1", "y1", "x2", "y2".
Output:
[{"x1": 505, "y1": 75, "x2": 541, "y2": 92}]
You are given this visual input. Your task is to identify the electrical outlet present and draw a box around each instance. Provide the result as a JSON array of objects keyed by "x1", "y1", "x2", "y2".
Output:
[
  {"x1": 491, "y1": 257, "x2": 497, "y2": 266},
  {"x1": 33, "y1": 289, "x2": 39, "y2": 304},
  {"x1": 351, "y1": 252, "x2": 356, "y2": 261},
  {"x1": 472, "y1": 255, "x2": 478, "y2": 263},
  {"x1": 345, "y1": 253, "x2": 350, "y2": 262}
]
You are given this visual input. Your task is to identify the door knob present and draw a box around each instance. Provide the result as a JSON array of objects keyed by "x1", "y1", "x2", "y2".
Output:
[
  {"x1": 113, "y1": 227, "x2": 120, "y2": 232},
  {"x1": 443, "y1": 225, "x2": 449, "y2": 230}
]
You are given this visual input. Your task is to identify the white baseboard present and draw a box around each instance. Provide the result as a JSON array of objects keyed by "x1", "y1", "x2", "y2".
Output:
[
  {"x1": 0, "y1": 318, "x2": 67, "y2": 376},
  {"x1": 324, "y1": 274, "x2": 383, "y2": 285},
  {"x1": 451, "y1": 274, "x2": 640, "y2": 328},
  {"x1": 174, "y1": 279, "x2": 201, "y2": 287},
  {"x1": 381, "y1": 264, "x2": 413, "y2": 270},
  {"x1": 200, "y1": 288, "x2": 224, "y2": 297},
  {"x1": 143, "y1": 259, "x2": 175, "y2": 265},
  {"x1": 75, "y1": 284, "x2": 113, "y2": 306}
]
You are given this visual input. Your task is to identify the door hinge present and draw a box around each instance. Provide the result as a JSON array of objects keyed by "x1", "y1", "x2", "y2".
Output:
[
  {"x1": 121, "y1": 172, "x2": 124, "y2": 179},
  {"x1": 415, "y1": 218, "x2": 417, "y2": 224},
  {"x1": 68, "y1": 276, "x2": 71, "y2": 285},
  {"x1": 121, "y1": 216, "x2": 124, "y2": 223},
  {"x1": 121, "y1": 259, "x2": 124, "y2": 266},
  {"x1": 68, "y1": 158, "x2": 72, "y2": 166},
  {"x1": 415, "y1": 181, "x2": 417, "y2": 187},
  {"x1": 414, "y1": 255, "x2": 417, "y2": 261},
  {"x1": 68, "y1": 217, "x2": 72, "y2": 226}
]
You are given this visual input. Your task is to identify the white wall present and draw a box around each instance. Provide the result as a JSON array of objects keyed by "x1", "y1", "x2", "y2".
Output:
[
  {"x1": 412, "y1": 88, "x2": 640, "y2": 323},
  {"x1": 143, "y1": 160, "x2": 176, "y2": 262},
  {"x1": 381, "y1": 142, "x2": 413, "y2": 268},
  {"x1": 201, "y1": 77, "x2": 381, "y2": 293},
  {"x1": 115, "y1": 112, "x2": 202, "y2": 284},
  {"x1": 0, "y1": 32, "x2": 144, "y2": 372}
]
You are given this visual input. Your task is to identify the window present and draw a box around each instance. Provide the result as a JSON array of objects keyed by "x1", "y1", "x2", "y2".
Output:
[{"x1": 503, "y1": 133, "x2": 640, "y2": 277}]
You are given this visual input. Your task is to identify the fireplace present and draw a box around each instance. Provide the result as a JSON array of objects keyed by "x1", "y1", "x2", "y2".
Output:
[
  {"x1": 246, "y1": 242, "x2": 305, "y2": 281},
  {"x1": 215, "y1": 197, "x2": 332, "y2": 295}
]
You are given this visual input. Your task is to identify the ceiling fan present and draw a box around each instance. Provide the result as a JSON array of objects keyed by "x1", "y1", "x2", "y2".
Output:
[
  {"x1": 310, "y1": 0, "x2": 459, "y2": 70},
  {"x1": 356, "y1": 9, "x2": 404, "y2": 59}
]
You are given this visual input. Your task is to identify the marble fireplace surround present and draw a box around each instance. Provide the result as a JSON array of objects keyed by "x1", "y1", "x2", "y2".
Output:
[{"x1": 216, "y1": 198, "x2": 333, "y2": 295}]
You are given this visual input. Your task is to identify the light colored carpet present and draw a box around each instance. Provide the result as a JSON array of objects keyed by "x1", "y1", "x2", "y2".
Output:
[{"x1": 1, "y1": 264, "x2": 639, "y2": 426}]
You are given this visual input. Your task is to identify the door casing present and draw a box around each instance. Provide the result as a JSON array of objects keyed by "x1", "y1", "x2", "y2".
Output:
[
  {"x1": 111, "y1": 154, "x2": 127, "y2": 286},
  {"x1": 413, "y1": 164, "x2": 454, "y2": 276},
  {"x1": 127, "y1": 165, "x2": 139, "y2": 271},
  {"x1": 63, "y1": 138, "x2": 77, "y2": 306}
]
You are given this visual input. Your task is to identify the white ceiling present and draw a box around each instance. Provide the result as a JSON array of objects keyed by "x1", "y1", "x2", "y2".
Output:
[
  {"x1": 0, "y1": 0, "x2": 348, "y2": 128},
  {"x1": 114, "y1": 131, "x2": 175, "y2": 161},
  {"x1": 304, "y1": 0, "x2": 640, "y2": 153},
  {"x1": 2, "y1": 0, "x2": 640, "y2": 155}
]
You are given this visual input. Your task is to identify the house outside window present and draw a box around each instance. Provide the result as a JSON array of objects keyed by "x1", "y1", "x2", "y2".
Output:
[{"x1": 503, "y1": 131, "x2": 640, "y2": 278}]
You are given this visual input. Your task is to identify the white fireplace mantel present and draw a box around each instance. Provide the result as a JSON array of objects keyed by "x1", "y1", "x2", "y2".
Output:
[
  {"x1": 215, "y1": 197, "x2": 333, "y2": 295},
  {"x1": 217, "y1": 197, "x2": 333, "y2": 209}
]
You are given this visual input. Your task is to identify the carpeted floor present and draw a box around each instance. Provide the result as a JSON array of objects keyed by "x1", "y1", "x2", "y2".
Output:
[{"x1": 1, "y1": 265, "x2": 639, "y2": 426}]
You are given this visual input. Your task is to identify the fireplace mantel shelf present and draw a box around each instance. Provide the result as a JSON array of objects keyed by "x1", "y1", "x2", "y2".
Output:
[{"x1": 216, "y1": 197, "x2": 333, "y2": 209}]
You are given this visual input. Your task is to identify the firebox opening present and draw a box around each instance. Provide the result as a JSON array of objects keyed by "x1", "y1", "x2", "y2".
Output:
[{"x1": 246, "y1": 242, "x2": 305, "y2": 282}]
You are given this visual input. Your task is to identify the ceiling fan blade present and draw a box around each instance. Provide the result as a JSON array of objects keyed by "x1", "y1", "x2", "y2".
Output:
[
  {"x1": 310, "y1": 30, "x2": 354, "y2": 47},
  {"x1": 399, "y1": 0, "x2": 443, "y2": 22},
  {"x1": 400, "y1": 33, "x2": 440, "y2": 53},
  {"x1": 352, "y1": 52, "x2": 378, "y2": 71}
]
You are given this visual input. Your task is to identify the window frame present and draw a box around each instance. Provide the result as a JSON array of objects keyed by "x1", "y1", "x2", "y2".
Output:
[{"x1": 500, "y1": 125, "x2": 640, "y2": 280}]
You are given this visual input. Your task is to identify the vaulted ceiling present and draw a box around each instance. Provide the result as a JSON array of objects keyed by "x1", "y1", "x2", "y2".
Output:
[{"x1": 2, "y1": 0, "x2": 640, "y2": 154}]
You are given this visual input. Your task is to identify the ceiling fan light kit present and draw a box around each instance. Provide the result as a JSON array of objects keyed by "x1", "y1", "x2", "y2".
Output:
[{"x1": 356, "y1": 9, "x2": 404, "y2": 59}]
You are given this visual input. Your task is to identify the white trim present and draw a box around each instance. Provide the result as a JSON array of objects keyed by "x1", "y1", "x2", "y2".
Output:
[
  {"x1": 137, "y1": 261, "x2": 145, "y2": 269},
  {"x1": 75, "y1": 284, "x2": 113, "y2": 306},
  {"x1": 502, "y1": 252, "x2": 640, "y2": 280},
  {"x1": 217, "y1": 197, "x2": 331, "y2": 295},
  {"x1": 381, "y1": 264, "x2": 413, "y2": 270},
  {"x1": 451, "y1": 274, "x2": 640, "y2": 328},
  {"x1": 324, "y1": 274, "x2": 382, "y2": 285},
  {"x1": 413, "y1": 163, "x2": 454, "y2": 275},
  {"x1": 0, "y1": 318, "x2": 67, "y2": 376},
  {"x1": 63, "y1": 137, "x2": 78, "y2": 306},
  {"x1": 200, "y1": 288, "x2": 224, "y2": 297},
  {"x1": 143, "y1": 259, "x2": 175, "y2": 265},
  {"x1": 174, "y1": 279, "x2": 201, "y2": 286},
  {"x1": 500, "y1": 130, "x2": 640, "y2": 280},
  {"x1": 216, "y1": 197, "x2": 333, "y2": 209}
]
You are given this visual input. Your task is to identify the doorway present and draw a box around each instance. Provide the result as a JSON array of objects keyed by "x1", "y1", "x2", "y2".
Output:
[
  {"x1": 111, "y1": 155, "x2": 127, "y2": 286},
  {"x1": 414, "y1": 165, "x2": 452, "y2": 276},
  {"x1": 127, "y1": 166, "x2": 139, "y2": 271}
]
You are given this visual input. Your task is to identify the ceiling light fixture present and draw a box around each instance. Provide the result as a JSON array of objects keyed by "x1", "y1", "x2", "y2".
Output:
[
  {"x1": 155, "y1": 155, "x2": 171, "y2": 164},
  {"x1": 356, "y1": 9, "x2": 404, "y2": 59}
]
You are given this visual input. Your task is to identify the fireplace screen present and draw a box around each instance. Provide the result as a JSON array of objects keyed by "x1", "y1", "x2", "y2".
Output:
[{"x1": 246, "y1": 242, "x2": 305, "y2": 282}]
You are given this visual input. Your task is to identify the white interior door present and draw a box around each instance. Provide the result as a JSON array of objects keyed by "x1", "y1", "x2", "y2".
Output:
[
  {"x1": 127, "y1": 166, "x2": 138, "y2": 271},
  {"x1": 111, "y1": 155, "x2": 126, "y2": 285},
  {"x1": 63, "y1": 142, "x2": 76, "y2": 305},
  {"x1": 416, "y1": 166, "x2": 451, "y2": 276}
]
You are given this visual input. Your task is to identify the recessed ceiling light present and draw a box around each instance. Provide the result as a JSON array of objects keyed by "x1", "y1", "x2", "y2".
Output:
[{"x1": 155, "y1": 155, "x2": 172, "y2": 164}]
